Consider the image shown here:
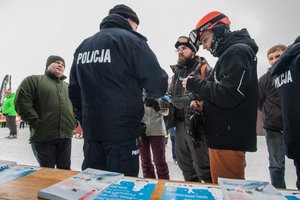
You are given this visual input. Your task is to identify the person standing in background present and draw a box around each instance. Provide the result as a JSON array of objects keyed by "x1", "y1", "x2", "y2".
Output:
[
  {"x1": 69, "y1": 4, "x2": 168, "y2": 176},
  {"x1": 15, "y1": 55, "x2": 77, "y2": 169},
  {"x1": 258, "y1": 44, "x2": 287, "y2": 188},
  {"x1": 2, "y1": 89, "x2": 17, "y2": 139},
  {"x1": 140, "y1": 98, "x2": 170, "y2": 179}
]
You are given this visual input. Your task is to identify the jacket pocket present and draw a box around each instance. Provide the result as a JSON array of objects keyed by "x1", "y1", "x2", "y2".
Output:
[{"x1": 120, "y1": 139, "x2": 139, "y2": 161}]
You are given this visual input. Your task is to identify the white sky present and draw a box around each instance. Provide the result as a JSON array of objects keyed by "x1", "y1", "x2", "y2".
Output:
[{"x1": 1, "y1": 0, "x2": 300, "y2": 91}]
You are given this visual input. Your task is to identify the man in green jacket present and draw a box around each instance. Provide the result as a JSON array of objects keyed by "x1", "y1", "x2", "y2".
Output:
[
  {"x1": 2, "y1": 89, "x2": 17, "y2": 139},
  {"x1": 15, "y1": 55, "x2": 77, "y2": 169}
]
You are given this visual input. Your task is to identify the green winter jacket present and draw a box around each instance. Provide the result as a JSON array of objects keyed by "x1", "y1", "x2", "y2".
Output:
[
  {"x1": 2, "y1": 93, "x2": 17, "y2": 116},
  {"x1": 15, "y1": 71, "x2": 77, "y2": 142}
]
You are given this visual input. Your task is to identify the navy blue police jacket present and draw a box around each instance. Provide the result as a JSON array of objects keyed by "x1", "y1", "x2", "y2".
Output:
[
  {"x1": 69, "y1": 14, "x2": 168, "y2": 142},
  {"x1": 271, "y1": 35, "x2": 300, "y2": 160}
]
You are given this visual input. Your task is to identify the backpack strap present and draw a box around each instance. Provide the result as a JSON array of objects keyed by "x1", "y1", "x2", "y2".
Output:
[{"x1": 201, "y1": 63, "x2": 208, "y2": 80}]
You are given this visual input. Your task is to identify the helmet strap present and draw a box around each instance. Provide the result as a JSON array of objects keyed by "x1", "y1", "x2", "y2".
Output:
[
  {"x1": 210, "y1": 36, "x2": 220, "y2": 57},
  {"x1": 210, "y1": 24, "x2": 230, "y2": 57}
]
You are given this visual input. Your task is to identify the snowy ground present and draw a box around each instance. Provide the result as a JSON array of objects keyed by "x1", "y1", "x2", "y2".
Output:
[{"x1": 0, "y1": 127, "x2": 297, "y2": 189}]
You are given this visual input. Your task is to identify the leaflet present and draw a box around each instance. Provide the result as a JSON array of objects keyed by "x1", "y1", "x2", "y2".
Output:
[{"x1": 38, "y1": 168, "x2": 123, "y2": 200}]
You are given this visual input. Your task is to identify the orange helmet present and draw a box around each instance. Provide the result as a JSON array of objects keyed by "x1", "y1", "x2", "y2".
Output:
[
  {"x1": 195, "y1": 11, "x2": 230, "y2": 37},
  {"x1": 190, "y1": 11, "x2": 230, "y2": 46}
]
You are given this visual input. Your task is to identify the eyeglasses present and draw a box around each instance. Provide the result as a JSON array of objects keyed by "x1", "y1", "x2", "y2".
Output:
[{"x1": 175, "y1": 46, "x2": 189, "y2": 53}]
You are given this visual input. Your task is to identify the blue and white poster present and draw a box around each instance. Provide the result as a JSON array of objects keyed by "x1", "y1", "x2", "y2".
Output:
[
  {"x1": 162, "y1": 182, "x2": 223, "y2": 200},
  {"x1": 96, "y1": 177, "x2": 157, "y2": 200}
]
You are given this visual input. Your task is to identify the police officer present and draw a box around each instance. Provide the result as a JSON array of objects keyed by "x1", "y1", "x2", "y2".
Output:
[{"x1": 69, "y1": 4, "x2": 168, "y2": 176}]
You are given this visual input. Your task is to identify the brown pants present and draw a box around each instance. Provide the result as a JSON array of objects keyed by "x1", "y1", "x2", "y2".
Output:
[{"x1": 209, "y1": 148, "x2": 246, "y2": 183}]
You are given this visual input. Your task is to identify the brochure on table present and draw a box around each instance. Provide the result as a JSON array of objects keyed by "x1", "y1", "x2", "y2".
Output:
[
  {"x1": 0, "y1": 160, "x2": 17, "y2": 170},
  {"x1": 162, "y1": 181, "x2": 223, "y2": 200},
  {"x1": 280, "y1": 190, "x2": 300, "y2": 200},
  {"x1": 38, "y1": 168, "x2": 124, "y2": 200},
  {"x1": 0, "y1": 161, "x2": 40, "y2": 184},
  {"x1": 218, "y1": 177, "x2": 286, "y2": 200},
  {"x1": 96, "y1": 177, "x2": 158, "y2": 200}
]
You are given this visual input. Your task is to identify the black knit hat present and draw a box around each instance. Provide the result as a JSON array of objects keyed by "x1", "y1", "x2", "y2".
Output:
[
  {"x1": 109, "y1": 4, "x2": 139, "y2": 25},
  {"x1": 46, "y1": 55, "x2": 65, "y2": 69},
  {"x1": 175, "y1": 36, "x2": 199, "y2": 53}
]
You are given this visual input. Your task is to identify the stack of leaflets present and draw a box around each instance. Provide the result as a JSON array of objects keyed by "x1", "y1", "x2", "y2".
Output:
[
  {"x1": 0, "y1": 160, "x2": 17, "y2": 169},
  {"x1": 280, "y1": 190, "x2": 300, "y2": 200},
  {"x1": 0, "y1": 165, "x2": 40, "y2": 184},
  {"x1": 218, "y1": 177, "x2": 286, "y2": 200},
  {"x1": 38, "y1": 168, "x2": 124, "y2": 200},
  {"x1": 0, "y1": 160, "x2": 40, "y2": 184},
  {"x1": 96, "y1": 177, "x2": 158, "y2": 200},
  {"x1": 162, "y1": 182, "x2": 223, "y2": 200}
]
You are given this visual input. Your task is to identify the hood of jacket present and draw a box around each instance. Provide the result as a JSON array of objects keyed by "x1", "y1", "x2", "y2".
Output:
[
  {"x1": 216, "y1": 28, "x2": 258, "y2": 57},
  {"x1": 271, "y1": 35, "x2": 300, "y2": 76},
  {"x1": 99, "y1": 14, "x2": 147, "y2": 41}
]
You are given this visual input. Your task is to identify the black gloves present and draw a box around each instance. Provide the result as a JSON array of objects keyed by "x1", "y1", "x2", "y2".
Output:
[
  {"x1": 144, "y1": 98, "x2": 160, "y2": 112},
  {"x1": 170, "y1": 95, "x2": 191, "y2": 109}
]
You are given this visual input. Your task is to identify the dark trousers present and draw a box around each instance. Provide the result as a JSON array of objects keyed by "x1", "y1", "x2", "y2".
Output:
[
  {"x1": 168, "y1": 127, "x2": 177, "y2": 160},
  {"x1": 6, "y1": 116, "x2": 17, "y2": 135},
  {"x1": 82, "y1": 138, "x2": 139, "y2": 177},
  {"x1": 139, "y1": 136, "x2": 170, "y2": 180},
  {"x1": 31, "y1": 138, "x2": 71, "y2": 169},
  {"x1": 175, "y1": 120, "x2": 211, "y2": 182},
  {"x1": 294, "y1": 159, "x2": 300, "y2": 189},
  {"x1": 264, "y1": 129, "x2": 286, "y2": 188}
]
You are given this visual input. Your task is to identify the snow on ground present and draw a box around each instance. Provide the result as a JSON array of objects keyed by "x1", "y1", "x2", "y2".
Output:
[{"x1": 0, "y1": 127, "x2": 297, "y2": 189}]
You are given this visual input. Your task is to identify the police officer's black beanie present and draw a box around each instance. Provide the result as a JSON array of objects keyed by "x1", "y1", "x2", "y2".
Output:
[
  {"x1": 109, "y1": 4, "x2": 140, "y2": 25},
  {"x1": 46, "y1": 55, "x2": 65, "y2": 69}
]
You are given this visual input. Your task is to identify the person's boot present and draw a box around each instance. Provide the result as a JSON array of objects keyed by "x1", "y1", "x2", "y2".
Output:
[{"x1": 5, "y1": 135, "x2": 13, "y2": 139}]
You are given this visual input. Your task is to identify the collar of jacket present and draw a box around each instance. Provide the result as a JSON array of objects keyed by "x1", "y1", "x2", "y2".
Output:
[
  {"x1": 215, "y1": 28, "x2": 258, "y2": 58},
  {"x1": 99, "y1": 14, "x2": 147, "y2": 41},
  {"x1": 45, "y1": 70, "x2": 67, "y2": 81},
  {"x1": 171, "y1": 55, "x2": 200, "y2": 72}
]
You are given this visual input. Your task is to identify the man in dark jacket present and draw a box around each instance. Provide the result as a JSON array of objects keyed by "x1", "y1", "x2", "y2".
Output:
[
  {"x1": 167, "y1": 36, "x2": 212, "y2": 182},
  {"x1": 271, "y1": 35, "x2": 300, "y2": 189},
  {"x1": 183, "y1": 11, "x2": 258, "y2": 183},
  {"x1": 69, "y1": 4, "x2": 168, "y2": 176},
  {"x1": 258, "y1": 44, "x2": 287, "y2": 188},
  {"x1": 15, "y1": 55, "x2": 77, "y2": 169}
]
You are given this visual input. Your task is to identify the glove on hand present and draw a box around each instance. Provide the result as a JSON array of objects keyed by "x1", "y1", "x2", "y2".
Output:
[
  {"x1": 171, "y1": 95, "x2": 191, "y2": 109},
  {"x1": 144, "y1": 98, "x2": 160, "y2": 112}
]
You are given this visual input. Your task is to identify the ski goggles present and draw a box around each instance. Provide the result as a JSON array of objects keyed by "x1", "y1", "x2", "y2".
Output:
[
  {"x1": 189, "y1": 30, "x2": 202, "y2": 47},
  {"x1": 178, "y1": 36, "x2": 189, "y2": 43},
  {"x1": 189, "y1": 13, "x2": 227, "y2": 47},
  {"x1": 175, "y1": 36, "x2": 198, "y2": 53}
]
